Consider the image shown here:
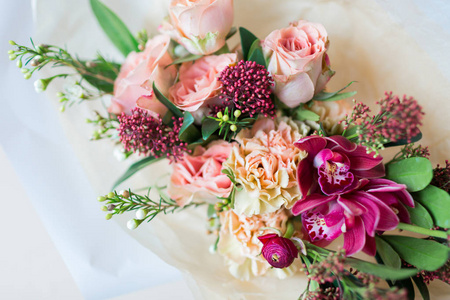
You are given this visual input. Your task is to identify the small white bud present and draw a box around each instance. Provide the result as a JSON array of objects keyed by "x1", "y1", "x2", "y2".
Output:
[
  {"x1": 34, "y1": 79, "x2": 46, "y2": 93},
  {"x1": 136, "y1": 208, "x2": 148, "y2": 220},
  {"x1": 127, "y1": 219, "x2": 139, "y2": 230}
]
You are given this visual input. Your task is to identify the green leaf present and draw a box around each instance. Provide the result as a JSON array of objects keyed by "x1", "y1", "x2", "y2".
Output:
[
  {"x1": 406, "y1": 200, "x2": 434, "y2": 229},
  {"x1": 412, "y1": 185, "x2": 450, "y2": 228},
  {"x1": 90, "y1": 0, "x2": 138, "y2": 57},
  {"x1": 202, "y1": 118, "x2": 220, "y2": 140},
  {"x1": 375, "y1": 236, "x2": 401, "y2": 269},
  {"x1": 343, "y1": 126, "x2": 358, "y2": 141},
  {"x1": 207, "y1": 204, "x2": 217, "y2": 218},
  {"x1": 381, "y1": 235, "x2": 450, "y2": 271},
  {"x1": 214, "y1": 43, "x2": 230, "y2": 55},
  {"x1": 112, "y1": 156, "x2": 164, "y2": 190},
  {"x1": 345, "y1": 257, "x2": 418, "y2": 280},
  {"x1": 395, "y1": 278, "x2": 415, "y2": 300},
  {"x1": 411, "y1": 276, "x2": 430, "y2": 300},
  {"x1": 384, "y1": 131, "x2": 422, "y2": 147},
  {"x1": 295, "y1": 109, "x2": 320, "y2": 122},
  {"x1": 166, "y1": 54, "x2": 202, "y2": 68},
  {"x1": 313, "y1": 81, "x2": 356, "y2": 101},
  {"x1": 80, "y1": 58, "x2": 120, "y2": 93},
  {"x1": 152, "y1": 82, "x2": 183, "y2": 118},
  {"x1": 179, "y1": 112, "x2": 201, "y2": 144},
  {"x1": 239, "y1": 27, "x2": 258, "y2": 60},
  {"x1": 247, "y1": 39, "x2": 261, "y2": 59},
  {"x1": 248, "y1": 47, "x2": 266, "y2": 67},
  {"x1": 385, "y1": 157, "x2": 433, "y2": 192},
  {"x1": 225, "y1": 27, "x2": 237, "y2": 40}
]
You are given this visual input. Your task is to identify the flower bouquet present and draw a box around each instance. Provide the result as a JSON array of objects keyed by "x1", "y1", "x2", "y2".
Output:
[{"x1": 8, "y1": 0, "x2": 450, "y2": 299}]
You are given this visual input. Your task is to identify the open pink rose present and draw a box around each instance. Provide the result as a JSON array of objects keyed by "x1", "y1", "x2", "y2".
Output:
[
  {"x1": 160, "y1": 0, "x2": 234, "y2": 55},
  {"x1": 170, "y1": 53, "x2": 236, "y2": 112},
  {"x1": 168, "y1": 140, "x2": 233, "y2": 206},
  {"x1": 263, "y1": 20, "x2": 334, "y2": 108},
  {"x1": 109, "y1": 35, "x2": 177, "y2": 116}
]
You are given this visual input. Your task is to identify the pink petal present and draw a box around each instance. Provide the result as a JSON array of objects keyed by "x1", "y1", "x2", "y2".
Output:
[
  {"x1": 294, "y1": 136, "x2": 327, "y2": 158},
  {"x1": 352, "y1": 162, "x2": 385, "y2": 178},
  {"x1": 342, "y1": 194, "x2": 379, "y2": 236},
  {"x1": 296, "y1": 159, "x2": 316, "y2": 197},
  {"x1": 313, "y1": 149, "x2": 333, "y2": 168},
  {"x1": 354, "y1": 191, "x2": 399, "y2": 231},
  {"x1": 337, "y1": 196, "x2": 368, "y2": 216},
  {"x1": 343, "y1": 217, "x2": 366, "y2": 256},
  {"x1": 292, "y1": 194, "x2": 336, "y2": 216},
  {"x1": 348, "y1": 146, "x2": 383, "y2": 171},
  {"x1": 363, "y1": 178, "x2": 406, "y2": 192},
  {"x1": 326, "y1": 136, "x2": 357, "y2": 152},
  {"x1": 362, "y1": 234, "x2": 377, "y2": 256}
]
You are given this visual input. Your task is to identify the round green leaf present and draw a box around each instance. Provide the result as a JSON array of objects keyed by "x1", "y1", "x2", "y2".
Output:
[
  {"x1": 413, "y1": 185, "x2": 450, "y2": 228},
  {"x1": 406, "y1": 200, "x2": 434, "y2": 229},
  {"x1": 381, "y1": 235, "x2": 449, "y2": 271},
  {"x1": 386, "y1": 157, "x2": 433, "y2": 192}
]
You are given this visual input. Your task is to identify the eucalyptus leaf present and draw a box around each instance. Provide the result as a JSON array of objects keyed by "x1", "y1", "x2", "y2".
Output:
[
  {"x1": 112, "y1": 156, "x2": 164, "y2": 190},
  {"x1": 384, "y1": 131, "x2": 422, "y2": 147},
  {"x1": 202, "y1": 118, "x2": 220, "y2": 140},
  {"x1": 179, "y1": 112, "x2": 195, "y2": 136},
  {"x1": 385, "y1": 157, "x2": 433, "y2": 192},
  {"x1": 179, "y1": 112, "x2": 201, "y2": 143},
  {"x1": 152, "y1": 82, "x2": 183, "y2": 118},
  {"x1": 90, "y1": 0, "x2": 138, "y2": 57},
  {"x1": 381, "y1": 235, "x2": 449, "y2": 271},
  {"x1": 412, "y1": 276, "x2": 430, "y2": 300},
  {"x1": 345, "y1": 257, "x2": 418, "y2": 280},
  {"x1": 375, "y1": 236, "x2": 401, "y2": 269},
  {"x1": 412, "y1": 185, "x2": 450, "y2": 228},
  {"x1": 239, "y1": 27, "x2": 258, "y2": 60},
  {"x1": 406, "y1": 200, "x2": 434, "y2": 229}
]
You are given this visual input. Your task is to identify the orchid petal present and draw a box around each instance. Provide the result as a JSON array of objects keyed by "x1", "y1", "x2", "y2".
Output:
[
  {"x1": 292, "y1": 194, "x2": 336, "y2": 215},
  {"x1": 296, "y1": 159, "x2": 316, "y2": 197},
  {"x1": 353, "y1": 191, "x2": 399, "y2": 231},
  {"x1": 326, "y1": 136, "x2": 357, "y2": 152},
  {"x1": 342, "y1": 194, "x2": 379, "y2": 236},
  {"x1": 352, "y1": 162, "x2": 385, "y2": 178},
  {"x1": 294, "y1": 136, "x2": 327, "y2": 158},
  {"x1": 348, "y1": 146, "x2": 383, "y2": 170},
  {"x1": 337, "y1": 196, "x2": 368, "y2": 216},
  {"x1": 362, "y1": 233, "x2": 377, "y2": 256},
  {"x1": 343, "y1": 217, "x2": 365, "y2": 256}
]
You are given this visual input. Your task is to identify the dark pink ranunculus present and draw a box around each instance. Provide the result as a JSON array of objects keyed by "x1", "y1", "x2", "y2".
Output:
[
  {"x1": 292, "y1": 178, "x2": 414, "y2": 256},
  {"x1": 295, "y1": 136, "x2": 385, "y2": 198},
  {"x1": 258, "y1": 233, "x2": 299, "y2": 268}
]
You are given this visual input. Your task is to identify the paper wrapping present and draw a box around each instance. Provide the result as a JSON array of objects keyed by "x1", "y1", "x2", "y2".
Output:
[{"x1": 34, "y1": 0, "x2": 449, "y2": 298}]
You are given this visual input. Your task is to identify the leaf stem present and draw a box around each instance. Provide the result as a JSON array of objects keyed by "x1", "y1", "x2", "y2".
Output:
[{"x1": 397, "y1": 222, "x2": 448, "y2": 239}]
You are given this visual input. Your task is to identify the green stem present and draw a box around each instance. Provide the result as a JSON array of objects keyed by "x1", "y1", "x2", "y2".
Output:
[
  {"x1": 397, "y1": 222, "x2": 448, "y2": 239},
  {"x1": 284, "y1": 220, "x2": 294, "y2": 238}
]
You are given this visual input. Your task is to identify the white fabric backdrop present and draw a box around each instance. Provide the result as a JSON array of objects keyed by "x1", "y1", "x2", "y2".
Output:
[{"x1": 1, "y1": 0, "x2": 449, "y2": 299}]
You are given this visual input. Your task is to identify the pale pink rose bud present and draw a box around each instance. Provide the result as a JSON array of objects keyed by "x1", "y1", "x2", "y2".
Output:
[
  {"x1": 160, "y1": 0, "x2": 234, "y2": 55},
  {"x1": 263, "y1": 20, "x2": 334, "y2": 108}
]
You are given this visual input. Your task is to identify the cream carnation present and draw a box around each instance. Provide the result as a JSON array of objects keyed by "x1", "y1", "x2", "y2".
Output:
[
  {"x1": 223, "y1": 117, "x2": 309, "y2": 216},
  {"x1": 217, "y1": 209, "x2": 299, "y2": 280},
  {"x1": 308, "y1": 100, "x2": 352, "y2": 135}
]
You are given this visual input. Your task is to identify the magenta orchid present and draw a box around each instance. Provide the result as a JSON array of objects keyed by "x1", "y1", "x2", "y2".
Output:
[
  {"x1": 294, "y1": 135, "x2": 385, "y2": 197},
  {"x1": 293, "y1": 178, "x2": 414, "y2": 256}
]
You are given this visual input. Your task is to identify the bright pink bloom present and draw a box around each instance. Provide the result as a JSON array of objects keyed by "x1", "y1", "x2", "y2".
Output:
[
  {"x1": 292, "y1": 178, "x2": 414, "y2": 256},
  {"x1": 258, "y1": 233, "x2": 298, "y2": 268},
  {"x1": 294, "y1": 135, "x2": 385, "y2": 198}
]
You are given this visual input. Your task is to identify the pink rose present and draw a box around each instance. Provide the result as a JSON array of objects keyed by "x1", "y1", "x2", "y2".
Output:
[
  {"x1": 263, "y1": 20, "x2": 334, "y2": 108},
  {"x1": 169, "y1": 53, "x2": 237, "y2": 112},
  {"x1": 109, "y1": 35, "x2": 177, "y2": 116},
  {"x1": 160, "y1": 0, "x2": 234, "y2": 55},
  {"x1": 168, "y1": 140, "x2": 233, "y2": 206}
]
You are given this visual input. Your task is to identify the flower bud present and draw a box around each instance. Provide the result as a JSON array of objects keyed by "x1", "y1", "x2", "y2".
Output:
[
  {"x1": 97, "y1": 196, "x2": 106, "y2": 202},
  {"x1": 16, "y1": 60, "x2": 22, "y2": 68},
  {"x1": 56, "y1": 92, "x2": 64, "y2": 98},
  {"x1": 135, "y1": 208, "x2": 148, "y2": 220},
  {"x1": 222, "y1": 114, "x2": 229, "y2": 122},
  {"x1": 258, "y1": 233, "x2": 298, "y2": 268},
  {"x1": 23, "y1": 72, "x2": 31, "y2": 80},
  {"x1": 101, "y1": 206, "x2": 108, "y2": 212},
  {"x1": 21, "y1": 68, "x2": 28, "y2": 73},
  {"x1": 34, "y1": 79, "x2": 48, "y2": 93},
  {"x1": 127, "y1": 219, "x2": 142, "y2": 230},
  {"x1": 9, "y1": 40, "x2": 17, "y2": 46},
  {"x1": 234, "y1": 110, "x2": 242, "y2": 118},
  {"x1": 230, "y1": 124, "x2": 237, "y2": 132},
  {"x1": 216, "y1": 112, "x2": 223, "y2": 119},
  {"x1": 9, "y1": 54, "x2": 17, "y2": 60},
  {"x1": 105, "y1": 213, "x2": 113, "y2": 220},
  {"x1": 174, "y1": 44, "x2": 189, "y2": 58},
  {"x1": 8, "y1": 50, "x2": 14, "y2": 54}
]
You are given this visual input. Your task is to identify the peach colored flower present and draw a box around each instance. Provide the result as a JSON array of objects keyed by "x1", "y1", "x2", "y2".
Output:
[
  {"x1": 168, "y1": 140, "x2": 233, "y2": 206},
  {"x1": 160, "y1": 0, "x2": 234, "y2": 55},
  {"x1": 217, "y1": 209, "x2": 299, "y2": 280},
  {"x1": 169, "y1": 53, "x2": 236, "y2": 112},
  {"x1": 309, "y1": 100, "x2": 352, "y2": 135},
  {"x1": 263, "y1": 20, "x2": 334, "y2": 108},
  {"x1": 223, "y1": 117, "x2": 310, "y2": 216},
  {"x1": 109, "y1": 35, "x2": 177, "y2": 116}
]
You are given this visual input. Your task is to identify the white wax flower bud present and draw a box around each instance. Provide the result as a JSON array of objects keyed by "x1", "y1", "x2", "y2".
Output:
[
  {"x1": 34, "y1": 79, "x2": 46, "y2": 93},
  {"x1": 127, "y1": 219, "x2": 138, "y2": 230},
  {"x1": 136, "y1": 208, "x2": 147, "y2": 220}
]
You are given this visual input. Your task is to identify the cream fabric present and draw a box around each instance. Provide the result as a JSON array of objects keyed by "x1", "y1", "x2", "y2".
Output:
[{"x1": 35, "y1": 0, "x2": 449, "y2": 299}]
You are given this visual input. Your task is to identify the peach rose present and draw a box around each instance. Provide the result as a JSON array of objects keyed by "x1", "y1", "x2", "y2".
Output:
[
  {"x1": 168, "y1": 140, "x2": 233, "y2": 207},
  {"x1": 217, "y1": 209, "x2": 299, "y2": 280},
  {"x1": 308, "y1": 100, "x2": 352, "y2": 135},
  {"x1": 160, "y1": 0, "x2": 234, "y2": 55},
  {"x1": 223, "y1": 117, "x2": 310, "y2": 216},
  {"x1": 169, "y1": 53, "x2": 236, "y2": 112},
  {"x1": 263, "y1": 20, "x2": 334, "y2": 108},
  {"x1": 109, "y1": 35, "x2": 177, "y2": 116}
]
